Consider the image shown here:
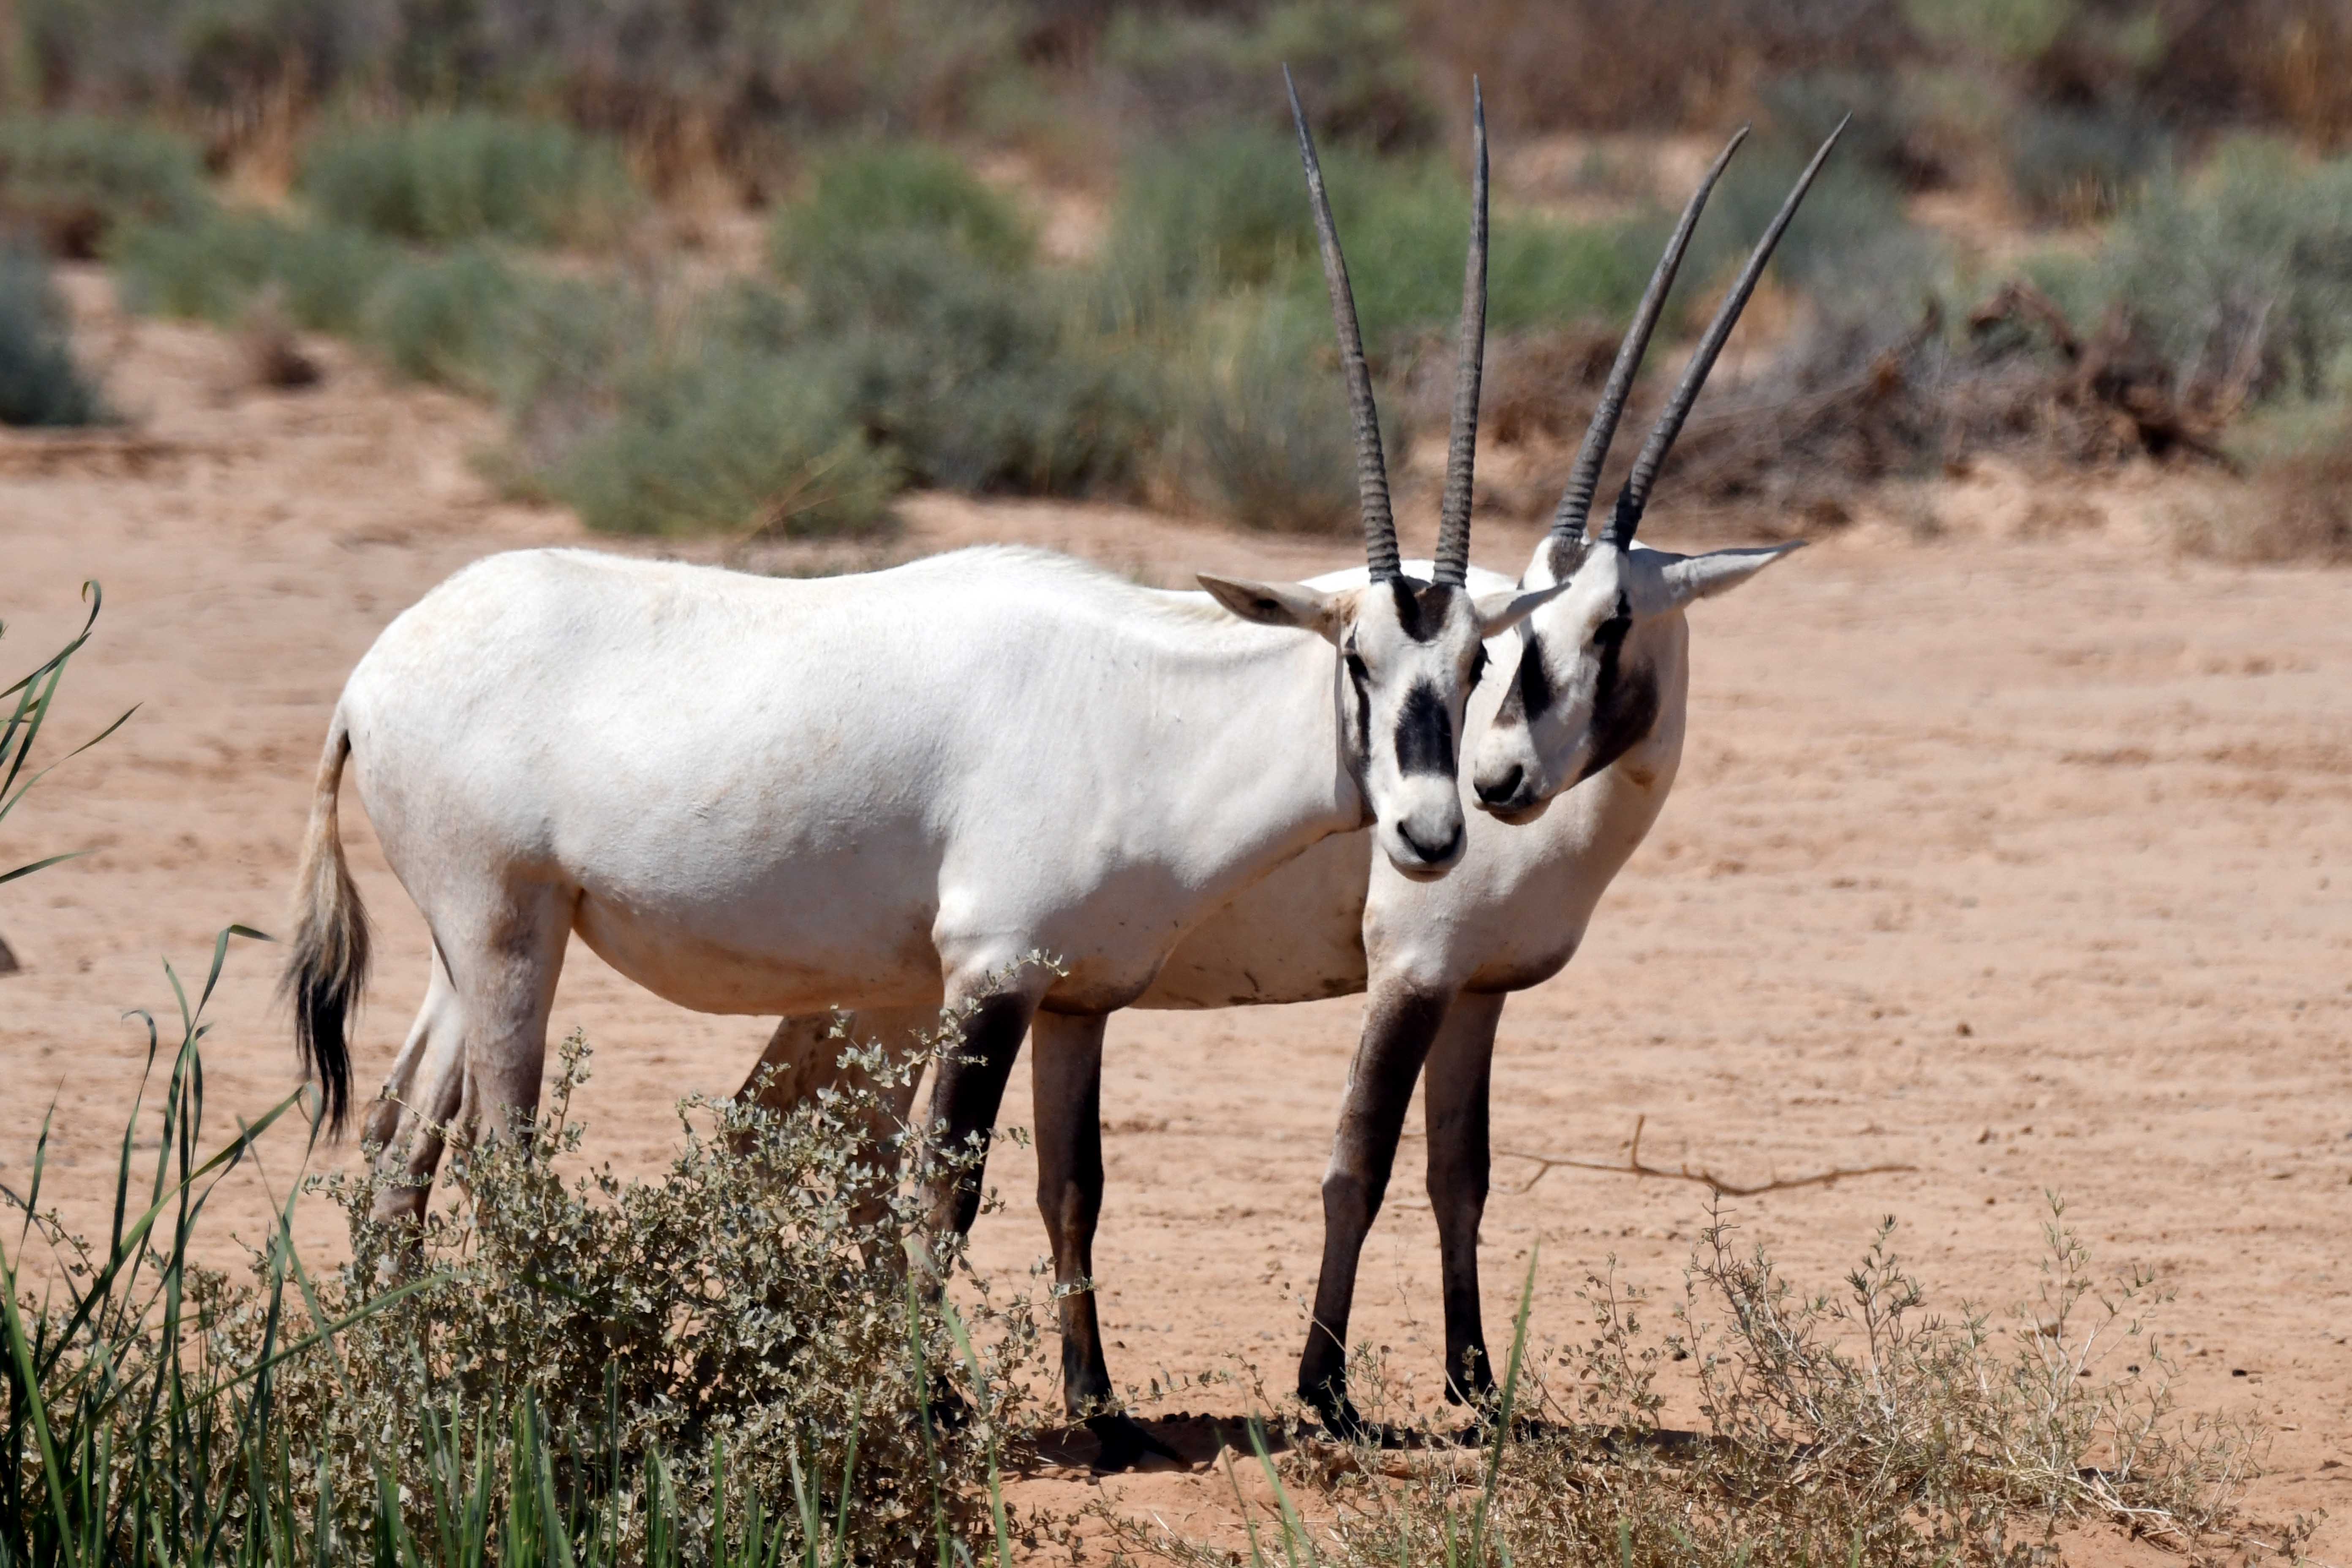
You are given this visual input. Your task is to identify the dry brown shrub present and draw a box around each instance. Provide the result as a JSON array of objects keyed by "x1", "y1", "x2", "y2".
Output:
[{"x1": 1111, "y1": 1203, "x2": 2293, "y2": 1566}]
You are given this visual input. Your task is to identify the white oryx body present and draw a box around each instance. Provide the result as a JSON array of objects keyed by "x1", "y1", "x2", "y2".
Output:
[
  {"x1": 347, "y1": 546, "x2": 1386, "y2": 1024},
  {"x1": 285, "y1": 72, "x2": 1549, "y2": 1470}
]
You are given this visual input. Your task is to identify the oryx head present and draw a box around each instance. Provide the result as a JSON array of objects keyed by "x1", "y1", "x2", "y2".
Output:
[
  {"x1": 1201, "y1": 76, "x2": 1559, "y2": 879},
  {"x1": 1471, "y1": 121, "x2": 1843, "y2": 823}
]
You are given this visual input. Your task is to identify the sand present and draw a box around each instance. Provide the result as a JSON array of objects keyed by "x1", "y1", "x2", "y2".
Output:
[{"x1": 3, "y1": 270, "x2": 2347, "y2": 1559}]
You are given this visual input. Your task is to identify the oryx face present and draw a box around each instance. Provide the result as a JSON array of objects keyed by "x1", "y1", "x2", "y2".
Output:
[
  {"x1": 1470, "y1": 536, "x2": 1799, "y2": 821},
  {"x1": 1198, "y1": 569, "x2": 1563, "y2": 877}
]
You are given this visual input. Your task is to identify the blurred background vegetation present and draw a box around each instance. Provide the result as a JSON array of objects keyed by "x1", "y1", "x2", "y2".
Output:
[{"x1": 0, "y1": 0, "x2": 2347, "y2": 555}]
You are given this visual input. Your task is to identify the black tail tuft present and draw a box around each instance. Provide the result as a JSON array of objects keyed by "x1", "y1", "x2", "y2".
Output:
[{"x1": 281, "y1": 725, "x2": 368, "y2": 1137}]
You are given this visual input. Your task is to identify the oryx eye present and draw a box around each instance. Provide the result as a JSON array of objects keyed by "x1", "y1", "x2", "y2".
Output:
[
  {"x1": 1469, "y1": 644, "x2": 1489, "y2": 688},
  {"x1": 1344, "y1": 651, "x2": 1370, "y2": 688},
  {"x1": 1592, "y1": 616, "x2": 1630, "y2": 648}
]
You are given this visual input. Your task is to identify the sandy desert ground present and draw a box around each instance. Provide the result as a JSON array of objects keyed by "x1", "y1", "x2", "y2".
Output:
[{"x1": 3, "y1": 274, "x2": 2349, "y2": 1560}]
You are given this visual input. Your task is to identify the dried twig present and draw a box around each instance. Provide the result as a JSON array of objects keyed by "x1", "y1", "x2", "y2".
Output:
[{"x1": 1491, "y1": 1115, "x2": 1915, "y2": 1198}]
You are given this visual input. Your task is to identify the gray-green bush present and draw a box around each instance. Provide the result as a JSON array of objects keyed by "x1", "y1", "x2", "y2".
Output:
[
  {"x1": 2038, "y1": 136, "x2": 2352, "y2": 405},
  {"x1": 547, "y1": 349, "x2": 902, "y2": 537},
  {"x1": 0, "y1": 248, "x2": 107, "y2": 427},
  {"x1": 0, "y1": 115, "x2": 209, "y2": 259},
  {"x1": 298, "y1": 113, "x2": 641, "y2": 248}
]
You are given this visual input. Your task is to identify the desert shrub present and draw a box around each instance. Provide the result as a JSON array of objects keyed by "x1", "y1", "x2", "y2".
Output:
[
  {"x1": 772, "y1": 141, "x2": 1034, "y2": 278},
  {"x1": 548, "y1": 348, "x2": 901, "y2": 537},
  {"x1": 771, "y1": 148, "x2": 1155, "y2": 497},
  {"x1": 2038, "y1": 136, "x2": 2352, "y2": 404},
  {"x1": 0, "y1": 115, "x2": 209, "y2": 259},
  {"x1": 1158, "y1": 294, "x2": 1372, "y2": 533},
  {"x1": 1, "y1": 961, "x2": 1037, "y2": 1564},
  {"x1": 1113, "y1": 1207, "x2": 2273, "y2": 1566},
  {"x1": 0, "y1": 247, "x2": 107, "y2": 425},
  {"x1": 1101, "y1": 0, "x2": 1437, "y2": 152},
  {"x1": 1099, "y1": 129, "x2": 1311, "y2": 327},
  {"x1": 1105, "y1": 128, "x2": 1666, "y2": 347},
  {"x1": 361, "y1": 243, "x2": 526, "y2": 390},
  {"x1": 2005, "y1": 101, "x2": 2171, "y2": 222},
  {"x1": 112, "y1": 211, "x2": 400, "y2": 332},
  {"x1": 1701, "y1": 133, "x2": 1913, "y2": 291},
  {"x1": 298, "y1": 112, "x2": 641, "y2": 247}
]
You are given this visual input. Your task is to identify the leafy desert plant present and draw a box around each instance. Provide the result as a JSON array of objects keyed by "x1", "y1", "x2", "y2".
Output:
[{"x1": 1, "y1": 974, "x2": 1039, "y2": 1563}]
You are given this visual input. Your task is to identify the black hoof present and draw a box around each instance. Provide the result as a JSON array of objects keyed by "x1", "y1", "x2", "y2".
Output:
[
  {"x1": 925, "y1": 1386, "x2": 973, "y2": 1435},
  {"x1": 1086, "y1": 1413, "x2": 1182, "y2": 1472}
]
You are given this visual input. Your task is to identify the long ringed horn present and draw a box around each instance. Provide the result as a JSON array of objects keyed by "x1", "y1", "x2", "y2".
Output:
[
  {"x1": 1601, "y1": 117, "x2": 1848, "y2": 551},
  {"x1": 1432, "y1": 79, "x2": 1488, "y2": 589},
  {"x1": 1287, "y1": 65, "x2": 1399, "y2": 582},
  {"x1": 1549, "y1": 126, "x2": 1749, "y2": 542}
]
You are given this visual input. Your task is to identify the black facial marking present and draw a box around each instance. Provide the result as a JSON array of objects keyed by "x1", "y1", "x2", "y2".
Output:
[
  {"x1": 1387, "y1": 577, "x2": 1456, "y2": 644},
  {"x1": 1345, "y1": 650, "x2": 1372, "y2": 756},
  {"x1": 1469, "y1": 642, "x2": 1489, "y2": 689},
  {"x1": 1575, "y1": 602, "x2": 1660, "y2": 784},
  {"x1": 1393, "y1": 681, "x2": 1455, "y2": 777},
  {"x1": 1497, "y1": 629, "x2": 1552, "y2": 724}
]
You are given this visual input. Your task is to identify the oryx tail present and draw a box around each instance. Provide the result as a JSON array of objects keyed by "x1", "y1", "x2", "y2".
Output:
[{"x1": 280, "y1": 715, "x2": 367, "y2": 1134}]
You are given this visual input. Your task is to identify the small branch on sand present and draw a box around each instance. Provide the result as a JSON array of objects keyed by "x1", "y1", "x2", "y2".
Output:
[{"x1": 1492, "y1": 1115, "x2": 1915, "y2": 1198}]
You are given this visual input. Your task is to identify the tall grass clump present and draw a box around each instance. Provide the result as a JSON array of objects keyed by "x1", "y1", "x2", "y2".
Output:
[
  {"x1": 547, "y1": 347, "x2": 901, "y2": 537},
  {"x1": 0, "y1": 116, "x2": 209, "y2": 259},
  {"x1": 298, "y1": 113, "x2": 641, "y2": 248},
  {"x1": 1115, "y1": 1209, "x2": 2277, "y2": 1567},
  {"x1": 1158, "y1": 294, "x2": 1367, "y2": 533},
  {"x1": 0, "y1": 248, "x2": 108, "y2": 427},
  {"x1": 112, "y1": 212, "x2": 399, "y2": 335},
  {"x1": 769, "y1": 143, "x2": 1155, "y2": 498},
  {"x1": 1, "y1": 956, "x2": 1040, "y2": 1563}
]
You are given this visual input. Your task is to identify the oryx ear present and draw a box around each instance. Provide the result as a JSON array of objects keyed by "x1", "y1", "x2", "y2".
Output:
[
  {"x1": 1470, "y1": 576, "x2": 1572, "y2": 637},
  {"x1": 1197, "y1": 574, "x2": 1348, "y2": 641},
  {"x1": 1658, "y1": 542, "x2": 1805, "y2": 608}
]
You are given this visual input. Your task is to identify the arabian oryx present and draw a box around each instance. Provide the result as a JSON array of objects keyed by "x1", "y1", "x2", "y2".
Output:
[
  {"x1": 746, "y1": 120, "x2": 1846, "y2": 1449},
  {"x1": 281, "y1": 79, "x2": 1558, "y2": 1467}
]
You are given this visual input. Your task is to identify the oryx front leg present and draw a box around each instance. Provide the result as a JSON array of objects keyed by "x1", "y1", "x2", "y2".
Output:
[
  {"x1": 919, "y1": 964, "x2": 1054, "y2": 1250},
  {"x1": 1422, "y1": 989, "x2": 1505, "y2": 1409},
  {"x1": 1298, "y1": 985, "x2": 1454, "y2": 1435},
  {"x1": 1030, "y1": 1011, "x2": 1181, "y2": 1470}
]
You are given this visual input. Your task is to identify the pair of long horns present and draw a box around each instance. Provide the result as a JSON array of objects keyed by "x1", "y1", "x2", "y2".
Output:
[
  {"x1": 1288, "y1": 68, "x2": 1485, "y2": 587},
  {"x1": 1555, "y1": 118, "x2": 1848, "y2": 551}
]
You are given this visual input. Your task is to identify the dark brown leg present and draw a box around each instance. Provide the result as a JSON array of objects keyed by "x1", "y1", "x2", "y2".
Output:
[
  {"x1": 1297, "y1": 984, "x2": 1454, "y2": 1435},
  {"x1": 1423, "y1": 989, "x2": 1505, "y2": 1407},
  {"x1": 921, "y1": 990, "x2": 1039, "y2": 1241},
  {"x1": 1030, "y1": 1011, "x2": 1180, "y2": 1470}
]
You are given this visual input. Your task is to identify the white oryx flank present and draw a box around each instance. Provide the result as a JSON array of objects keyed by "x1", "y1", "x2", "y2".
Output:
[
  {"x1": 282, "y1": 80, "x2": 1549, "y2": 1469},
  {"x1": 748, "y1": 118, "x2": 1844, "y2": 1447}
]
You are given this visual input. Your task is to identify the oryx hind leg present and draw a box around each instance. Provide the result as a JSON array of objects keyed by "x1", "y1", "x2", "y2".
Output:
[
  {"x1": 738, "y1": 1007, "x2": 935, "y2": 1237},
  {"x1": 1031, "y1": 1010, "x2": 1180, "y2": 1470},
  {"x1": 427, "y1": 876, "x2": 574, "y2": 1152},
  {"x1": 737, "y1": 1007, "x2": 931, "y2": 1146},
  {"x1": 1422, "y1": 989, "x2": 1506, "y2": 1409},
  {"x1": 362, "y1": 943, "x2": 465, "y2": 1228}
]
